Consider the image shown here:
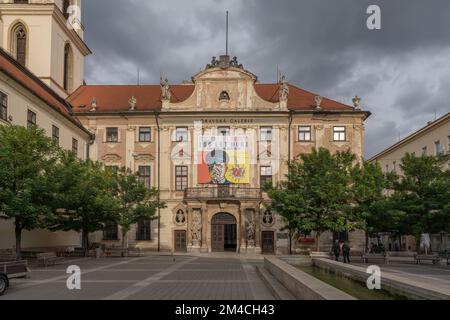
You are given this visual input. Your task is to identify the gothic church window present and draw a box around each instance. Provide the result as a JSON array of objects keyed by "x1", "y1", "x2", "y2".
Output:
[
  {"x1": 64, "y1": 43, "x2": 73, "y2": 92},
  {"x1": 11, "y1": 23, "x2": 27, "y2": 66}
]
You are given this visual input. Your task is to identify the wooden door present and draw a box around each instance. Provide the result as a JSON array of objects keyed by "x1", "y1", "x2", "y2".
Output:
[
  {"x1": 212, "y1": 224, "x2": 224, "y2": 252},
  {"x1": 174, "y1": 230, "x2": 187, "y2": 252},
  {"x1": 262, "y1": 231, "x2": 275, "y2": 254}
]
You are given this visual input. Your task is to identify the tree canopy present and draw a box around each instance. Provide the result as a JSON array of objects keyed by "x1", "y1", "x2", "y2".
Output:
[
  {"x1": 112, "y1": 167, "x2": 164, "y2": 248},
  {"x1": 46, "y1": 153, "x2": 120, "y2": 252},
  {"x1": 0, "y1": 125, "x2": 59, "y2": 258}
]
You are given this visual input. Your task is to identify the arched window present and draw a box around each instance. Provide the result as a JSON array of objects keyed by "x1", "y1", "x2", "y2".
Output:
[
  {"x1": 11, "y1": 23, "x2": 27, "y2": 66},
  {"x1": 63, "y1": 43, "x2": 73, "y2": 92}
]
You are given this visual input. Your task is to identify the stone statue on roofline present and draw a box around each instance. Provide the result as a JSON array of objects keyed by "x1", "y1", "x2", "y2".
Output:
[
  {"x1": 206, "y1": 56, "x2": 220, "y2": 69},
  {"x1": 315, "y1": 95, "x2": 323, "y2": 110},
  {"x1": 128, "y1": 96, "x2": 137, "y2": 110},
  {"x1": 279, "y1": 74, "x2": 289, "y2": 101},
  {"x1": 352, "y1": 96, "x2": 361, "y2": 110},
  {"x1": 160, "y1": 77, "x2": 172, "y2": 101}
]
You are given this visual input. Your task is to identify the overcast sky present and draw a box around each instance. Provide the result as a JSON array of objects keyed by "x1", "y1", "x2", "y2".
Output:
[{"x1": 82, "y1": 0, "x2": 450, "y2": 159}]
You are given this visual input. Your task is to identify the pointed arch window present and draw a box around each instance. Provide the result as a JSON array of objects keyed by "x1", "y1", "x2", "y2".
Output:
[
  {"x1": 12, "y1": 23, "x2": 27, "y2": 66},
  {"x1": 63, "y1": 43, "x2": 74, "y2": 92}
]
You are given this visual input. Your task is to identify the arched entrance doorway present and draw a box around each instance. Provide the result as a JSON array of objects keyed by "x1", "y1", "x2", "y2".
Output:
[{"x1": 211, "y1": 213, "x2": 237, "y2": 252}]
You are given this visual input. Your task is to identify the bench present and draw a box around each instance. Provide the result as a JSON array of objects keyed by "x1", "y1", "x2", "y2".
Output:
[
  {"x1": 127, "y1": 247, "x2": 142, "y2": 257},
  {"x1": 104, "y1": 247, "x2": 128, "y2": 257},
  {"x1": 362, "y1": 253, "x2": 389, "y2": 264},
  {"x1": 104, "y1": 247, "x2": 142, "y2": 257},
  {"x1": 414, "y1": 254, "x2": 440, "y2": 265},
  {"x1": 36, "y1": 253, "x2": 64, "y2": 267}
]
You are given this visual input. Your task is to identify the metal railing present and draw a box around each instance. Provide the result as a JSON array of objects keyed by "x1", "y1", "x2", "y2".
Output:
[{"x1": 184, "y1": 186, "x2": 262, "y2": 201}]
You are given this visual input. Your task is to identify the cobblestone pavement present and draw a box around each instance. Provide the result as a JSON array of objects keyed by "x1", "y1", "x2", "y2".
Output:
[{"x1": 0, "y1": 254, "x2": 275, "y2": 300}]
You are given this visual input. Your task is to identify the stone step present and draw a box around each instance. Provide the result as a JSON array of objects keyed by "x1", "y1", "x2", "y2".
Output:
[{"x1": 256, "y1": 265, "x2": 296, "y2": 300}]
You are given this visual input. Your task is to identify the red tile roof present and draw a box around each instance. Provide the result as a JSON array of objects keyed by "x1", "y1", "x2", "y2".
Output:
[
  {"x1": 69, "y1": 82, "x2": 354, "y2": 113},
  {"x1": 0, "y1": 48, "x2": 91, "y2": 136},
  {"x1": 68, "y1": 85, "x2": 195, "y2": 112},
  {"x1": 254, "y1": 83, "x2": 354, "y2": 111}
]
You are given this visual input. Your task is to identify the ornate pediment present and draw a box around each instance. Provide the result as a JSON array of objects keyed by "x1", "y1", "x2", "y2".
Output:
[
  {"x1": 102, "y1": 154, "x2": 122, "y2": 162},
  {"x1": 133, "y1": 153, "x2": 155, "y2": 162}
]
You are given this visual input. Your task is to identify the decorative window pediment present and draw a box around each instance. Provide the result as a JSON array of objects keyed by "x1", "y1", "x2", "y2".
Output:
[
  {"x1": 101, "y1": 154, "x2": 122, "y2": 162},
  {"x1": 133, "y1": 153, "x2": 155, "y2": 162}
]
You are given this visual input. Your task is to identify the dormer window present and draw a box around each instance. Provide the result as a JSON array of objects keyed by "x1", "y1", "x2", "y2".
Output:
[{"x1": 219, "y1": 91, "x2": 230, "y2": 102}]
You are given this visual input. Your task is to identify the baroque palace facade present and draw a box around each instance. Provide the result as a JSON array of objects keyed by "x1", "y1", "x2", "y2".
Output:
[
  {"x1": 69, "y1": 55, "x2": 370, "y2": 254},
  {"x1": 0, "y1": 0, "x2": 371, "y2": 254}
]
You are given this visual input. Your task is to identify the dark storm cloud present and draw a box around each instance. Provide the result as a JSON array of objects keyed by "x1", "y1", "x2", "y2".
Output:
[{"x1": 82, "y1": 0, "x2": 450, "y2": 158}]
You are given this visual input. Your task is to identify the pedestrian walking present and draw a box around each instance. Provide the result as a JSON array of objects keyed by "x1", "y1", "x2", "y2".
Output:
[
  {"x1": 332, "y1": 240, "x2": 341, "y2": 261},
  {"x1": 342, "y1": 241, "x2": 351, "y2": 264}
]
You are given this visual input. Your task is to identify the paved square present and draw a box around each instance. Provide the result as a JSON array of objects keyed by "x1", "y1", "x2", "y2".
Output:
[{"x1": 0, "y1": 255, "x2": 275, "y2": 300}]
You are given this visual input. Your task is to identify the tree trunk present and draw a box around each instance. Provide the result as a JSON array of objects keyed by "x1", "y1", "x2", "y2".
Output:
[
  {"x1": 15, "y1": 221, "x2": 23, "y2": 261},
  {"x1": 82, "y1": 229, "x2": 89, "y2": 257},
  {"x1": 121, "y1": 228, "x2": 129, "y2": 248},
  {"x1": 315, "y1": 231, "x2": 321, "y2": 252},
  {"x1": 365, "y1": 231, "x2": 369, "y2": 254},
  {"x1": 288, "y1": 230, "x2": 292, "y2": 255}
]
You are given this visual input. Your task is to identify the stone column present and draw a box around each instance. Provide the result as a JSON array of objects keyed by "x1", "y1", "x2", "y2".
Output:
[
  {"x1": 255, "y1": 204, "x2": 262, "y2": 254},
  {"x1": 201, "y1": 203, "x2": 208, "y2": 253},
  {"x1": 187, "y1": 206, "x2": 193, "y2": 252},
  {"x1": 239, "y1": 205, "x2": 246, "y2": 253}
]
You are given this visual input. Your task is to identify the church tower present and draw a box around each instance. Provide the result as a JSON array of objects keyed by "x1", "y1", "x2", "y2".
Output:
[{"x1": 0, "y1": 0, "x2": 91, "y2": 98}]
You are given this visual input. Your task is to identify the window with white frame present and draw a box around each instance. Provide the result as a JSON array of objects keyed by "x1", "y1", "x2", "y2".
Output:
[
  {"x1": 0, "y1": 91, "x2": 7, "y2": 121},
  {"x1": 72, "y1": 138, "x2": 78, "y2": 156},
  {"x1": 138, "y1": 166, "x2": 151, "y2": 188},
  {"x1": 435, "y1": 141, "x2": 444, "y2": 156},
  {"x1": 333, "y1": 126, "x2": 346, "y2": 142},
  {"x1": 52, "y1": 125, "x2": 60, "y2": 146},
  {"x1": 175, "y1": 127, "x2": 189, "y2": 142},
  {"x1": 175, "y1": 166, "x2": 188, "y2": 191},
  {"x1": 27, "y1": 109, "x2": 36, "y2": 128},
  {"x1": 139, "y1": 127, "x2": 151, "y2": 142},
  {"x1": 106, "y1": 127, "x2": 118, "y2": 143},
  {"x1": 298, "y1": 126, "x2": 311, "y2": 141},
  {"x1": 260, "y1": 166, "x2": 273, "y2": 186},
  {"x1": 260, "y1": 127, "x2": 273, "y2": 141}
]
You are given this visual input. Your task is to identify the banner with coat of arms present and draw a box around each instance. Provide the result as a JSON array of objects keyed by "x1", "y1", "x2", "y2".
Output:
[{"x1": 197, "y1": 136, "x2": 250, "y2": 185}]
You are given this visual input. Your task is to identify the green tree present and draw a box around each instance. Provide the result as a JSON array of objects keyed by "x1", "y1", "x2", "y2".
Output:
[
  {"x1": 350, "y1": 162, "x2": 403, "y2": 250},
  {"x1": 389, "y1": 153, "x2": 450, "y2": 244},
  {"x1": 0, "y1": 125, "x2": 58, "y2": 259},
  {"x1": 46, "y1": 153, "x2": 119, "y2": 255},
  {"x1": 263, "y1": 191, "x2": 304, "y2": 255},
  {"x1": 112, "y1": 167, "x2": 164, "y2": 248},
  {"x1": 266, "y1": 148, "x2": 356, "y2": 252}
]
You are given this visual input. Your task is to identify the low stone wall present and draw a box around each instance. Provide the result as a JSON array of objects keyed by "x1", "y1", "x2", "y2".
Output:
[
  {"x1": 264, "y1": 257, "x2": 356, "y2": 300},
  {"x1": 312, "y1": 258, "x2": 450, "y2": 300},
  {"x1": 279, "y1": 256, "x2": 312, "y2": 267}
]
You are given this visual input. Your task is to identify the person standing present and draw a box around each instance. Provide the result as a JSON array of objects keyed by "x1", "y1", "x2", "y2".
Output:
[
  {"x1": 343, "y1": 241, "x2": 351, "y2": 264},
  {"x1": 332, "y1": 240, "x2": 341, "y2": 262}
]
